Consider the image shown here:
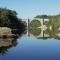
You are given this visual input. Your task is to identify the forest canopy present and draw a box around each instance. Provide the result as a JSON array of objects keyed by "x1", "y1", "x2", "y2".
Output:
[{"x1": 0, "y1": 8, "x2": 26, "y2": 29}]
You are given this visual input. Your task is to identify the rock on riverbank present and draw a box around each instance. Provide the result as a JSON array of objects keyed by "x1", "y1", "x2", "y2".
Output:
[{"x1": 0, "y1": 27, "x2": 12, "y2": 35}]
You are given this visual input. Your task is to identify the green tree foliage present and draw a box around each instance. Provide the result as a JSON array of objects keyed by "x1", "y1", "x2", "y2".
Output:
[
  {"x1": 30, "y1": 19, "x2": 41, "y2": 27},
  {"x1": 34, "y1": 14, "x2": 60, "y2": 39},
  {"x1": 0, "y1": 8, "x2": 26, "y2": 29},
  {"x1": 30, "y1": 20, "x2": 41, "y2": 36},
  {"x1": 35, "y1": 15, "x2": 50, "y2": 19}
]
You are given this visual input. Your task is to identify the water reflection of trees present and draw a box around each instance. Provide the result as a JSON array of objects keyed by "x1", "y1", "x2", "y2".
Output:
[
  {"x1": 0, "y1": 38, "x2": 17, "y2": 55},
  {"x1": 44, "y1": 26, "x2": 60, "y2": 40},
  {"x1": 0, "y1": 29, "x2": 26, "y2": 55}
]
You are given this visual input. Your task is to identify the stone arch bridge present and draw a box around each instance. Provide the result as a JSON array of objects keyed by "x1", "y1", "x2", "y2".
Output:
[{"x1": 22, "y1": 18, "x2": 49, "y2": 37}]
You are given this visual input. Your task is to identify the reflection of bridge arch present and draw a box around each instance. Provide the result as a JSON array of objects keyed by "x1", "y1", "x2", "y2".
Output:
[{"x1": 36, "y1": 31, "x2": 49, "y2": 38}]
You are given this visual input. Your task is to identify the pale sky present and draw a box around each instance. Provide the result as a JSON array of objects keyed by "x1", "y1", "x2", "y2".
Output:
[{"x1": 0, "y1": 0, "x2": 60, "y2": 19}]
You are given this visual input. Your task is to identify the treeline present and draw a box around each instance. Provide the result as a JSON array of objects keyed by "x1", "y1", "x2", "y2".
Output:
[
  {"x1": 0, "y1": 8, "x2": 26, "y2": 30},
  {"x1": 35, "y1": 14, "x2": 60, "y2": 27},
  {"x1": 35, "y1": 14, "x2": 60, "y2": 19},
  {"x1": 34, "y1": 14, "x2": 60, "y2": 39}
]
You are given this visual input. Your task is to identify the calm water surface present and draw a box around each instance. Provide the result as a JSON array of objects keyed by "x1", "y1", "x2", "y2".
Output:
[{"x1": 0, "y1": 34, "x2": 60, "y2": 60}]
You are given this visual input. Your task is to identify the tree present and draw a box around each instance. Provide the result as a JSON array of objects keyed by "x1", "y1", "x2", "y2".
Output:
[
  {"x1": 35, "y1": 15, "x2": 49, "y2": 19},
  {"x1": 0, "y1": 8, "x2": 26, "y2": 30}
]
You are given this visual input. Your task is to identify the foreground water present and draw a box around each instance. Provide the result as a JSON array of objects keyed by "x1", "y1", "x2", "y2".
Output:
[{"x1": 0, "y1": 34, "x2": 60, "y2": 60}]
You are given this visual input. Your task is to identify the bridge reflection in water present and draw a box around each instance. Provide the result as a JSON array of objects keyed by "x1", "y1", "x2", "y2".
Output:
[
  {"x1": 0, "y1": 29, "x2": 60, "y2": 55},
  {"x1": 27, "y1": 28, "x2": 60, "y2": 40},
  {"x1": 27, "y1": 29, "x2": 50, "y2": 39}
]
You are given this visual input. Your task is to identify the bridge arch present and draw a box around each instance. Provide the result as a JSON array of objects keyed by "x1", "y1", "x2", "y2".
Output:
[{"x1": 22, "y1": 18, "x2": 49, "y2": 37}]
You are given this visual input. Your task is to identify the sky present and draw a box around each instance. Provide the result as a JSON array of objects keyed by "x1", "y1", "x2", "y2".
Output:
[{"x1": 0, "y1": 0, "x2": 60, "y2": 19}]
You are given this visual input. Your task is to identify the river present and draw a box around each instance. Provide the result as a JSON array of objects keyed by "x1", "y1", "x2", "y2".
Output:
[{"x1": 0, "y1": 30, "x2": 60, "y2": 60}]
